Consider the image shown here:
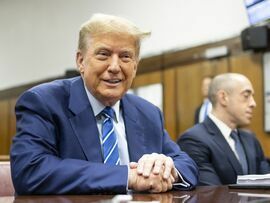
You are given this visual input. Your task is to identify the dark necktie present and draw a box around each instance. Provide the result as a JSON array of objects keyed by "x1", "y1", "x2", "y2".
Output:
[
  {"x1": 101, "y1": 107, "x2": 120, "y2": 165},
  {"x1": 230, "y1": 130, "x2": 248, "y2": 174}
]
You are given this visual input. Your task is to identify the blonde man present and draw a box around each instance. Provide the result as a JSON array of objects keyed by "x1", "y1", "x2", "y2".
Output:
[{"x1": 11, "y1": 13, "x2": 198, "y2": 195}]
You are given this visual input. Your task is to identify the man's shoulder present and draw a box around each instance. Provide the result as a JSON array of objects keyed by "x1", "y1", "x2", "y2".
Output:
[
  {"x1": 180, "y1": 123, "x2": 208, "y2": 139},
  {"x1": 122, "y1": 94, "x2": 162, "y2": 119},
  {"x1": 239, "y1": 128, "x2": 257, "y2": 141},
  {"x1": 123, "y1": 93, "x2": 158, "y2": 108},
  {"x1": 17, "y1": 77, "x2": 82, "y2": 106},
  {"x1": 24, "y1": 77, "x2": 80, "y2": 96}
]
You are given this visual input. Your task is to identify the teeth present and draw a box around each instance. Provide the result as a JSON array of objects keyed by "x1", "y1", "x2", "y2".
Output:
[{"x1": 107, "y1": 79, "x2": 120, "y2": 83}]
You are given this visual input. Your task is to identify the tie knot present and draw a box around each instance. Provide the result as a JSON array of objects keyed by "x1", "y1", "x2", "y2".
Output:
[
  {"x1": 102, "y1": 107, "x2": 115, "y2": 119},
  {"x1": 230, "y1": 130, "x2": 239, "y2": 142}
]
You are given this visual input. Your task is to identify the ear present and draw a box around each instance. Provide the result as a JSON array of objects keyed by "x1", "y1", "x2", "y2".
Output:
[
  {"x1": 76, "y1": 50, "x2": 85, "y2": 74},
  {"x1": 132, "y1": 63, "x2": 138, "y2": 79},
  {"x1": 218, "y1": 90, "x2": 229, "y2": 107}
]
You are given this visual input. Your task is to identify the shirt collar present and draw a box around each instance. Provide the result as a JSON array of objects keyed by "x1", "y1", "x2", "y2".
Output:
[
  {"x1": 84, "y1": 85, "x2": 120, "y2": 122},
  {"x1": 203, "y1": 98, "x2": 210, "y2": 103},
  {"x1": 208, "y1": 113, "x2": 233, "y2": 139}
]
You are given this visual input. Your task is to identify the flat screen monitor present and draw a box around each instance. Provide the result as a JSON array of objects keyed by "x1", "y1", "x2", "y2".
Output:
[{"x1": 244, "y1": 0, "x2": 270, "y2": 25}]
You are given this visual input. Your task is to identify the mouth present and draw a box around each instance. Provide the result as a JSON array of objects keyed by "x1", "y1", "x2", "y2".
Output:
[
  {"x1": 246, "y1": 112, "x2": 253, "y2": 119},
  {"x1": 103, "y1": 79, "x2": 122, "y2": 85}
]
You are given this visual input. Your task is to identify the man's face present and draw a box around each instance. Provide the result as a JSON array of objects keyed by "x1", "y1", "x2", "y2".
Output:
[
  {"x1": 226, "y1": 79, "x2": 256, "y2": 127},
  {"x1": 202, "y1": 77, "x2": 212, "y2": 98},
  {"x1": 77, "y1": 33, "x2": 138, "y2": 106}
]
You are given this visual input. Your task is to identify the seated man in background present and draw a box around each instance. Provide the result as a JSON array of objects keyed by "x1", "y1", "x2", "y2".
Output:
[
  {"x1": 177, "y1": 73, "x2": 270, "y2": 185},
  {"x1": 10, "y1": 13, "x2": 198, "y2": 195},
  {"x1": 194, "y1": 76, "x2": 213, "y2": 124}
]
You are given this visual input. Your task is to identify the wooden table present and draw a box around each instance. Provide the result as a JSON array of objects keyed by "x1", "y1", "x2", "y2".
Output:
[{"x1": 2, "y1": 185, "x2": 270, "y2": 203}]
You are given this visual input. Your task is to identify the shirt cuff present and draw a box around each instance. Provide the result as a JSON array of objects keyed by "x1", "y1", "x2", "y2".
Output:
[
  {"x1": 126, "y1": 165, "x2": 130, "y2": 192},
  {"x1": 173, "y1": 168, "x2": 191, "y2": 188}
]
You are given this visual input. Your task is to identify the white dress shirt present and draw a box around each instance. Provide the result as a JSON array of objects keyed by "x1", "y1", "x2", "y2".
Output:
[
  {"x1": 208, "y1": 113, "x2": 240, "y2": 160},
  {"x1": 84, "y1": 86, "x2": 190, "y2": 188},
  {"x1": 84, "y1": 86, "x2": 130, "y2": 165},
  {"x1": 199, "y1": 98, "x2": 212, "y2": 123}
]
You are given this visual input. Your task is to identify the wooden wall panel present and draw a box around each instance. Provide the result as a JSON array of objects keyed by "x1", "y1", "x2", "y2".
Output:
[
  {"x1": 176, "y1": 62, "x2": 202, "y2": 137},
  {"x1": 176, "y1": 58, "x2": 229, "y2": 138},
  {"x1": 0, "y1": 98, "x2": 17, "y2": 156},
  {"x1": 132, "y1": 71, "x2": 162, "y2": 88},
  {"x1": 0, "y1": 100, "x2": 9, "y2": 155},
  {"x1": 229, "y1": 53, "x2": 270, "y2": 156},
  {"x1": 9, "y1": 98, "x2": 17, "y2": 147},
  {"x1": 163, "y1": 68, "x2": 177, "y2": 140}
]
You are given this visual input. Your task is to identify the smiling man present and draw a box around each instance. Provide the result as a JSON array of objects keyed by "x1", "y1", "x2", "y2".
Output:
[
  {"x1": 177, "y1": 73, "x2": 270, "y2": 185},
  {"x1": 10, "y1": 13, "x2": 198, "y2": 195}
]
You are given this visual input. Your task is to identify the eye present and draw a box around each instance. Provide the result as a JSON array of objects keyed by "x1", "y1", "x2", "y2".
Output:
[
  {"x1": 120, "y1": 52, "x2": 133, "y2": 62},
  {"x1": 243, "y1": 92, "x2": 251, "y2": 99},
  {"x1": 96, "y1": 50, "x2": 110, "y2": 60}
]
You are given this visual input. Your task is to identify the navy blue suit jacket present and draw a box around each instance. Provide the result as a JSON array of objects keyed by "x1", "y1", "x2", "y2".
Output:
[
  {"x1": 10, "y1": 77, "x2": 198, "y2": 194},
  {"x1": 177, "y1": 117, "x2": 270, "y2": 185}
]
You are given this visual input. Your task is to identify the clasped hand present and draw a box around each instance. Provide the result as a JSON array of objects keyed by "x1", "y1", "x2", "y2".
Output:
[{"x1": 128, "y1": 153, "x2": 179, "y2": 193}]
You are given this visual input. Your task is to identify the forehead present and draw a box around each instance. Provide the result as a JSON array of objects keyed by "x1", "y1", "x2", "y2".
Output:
[
  {"x1": 233, "y1": 78, "x2": 254, "y2": 94},
  {"x1": 202, "y1": 78, "x2": 212, "y2": 85},
  {"x1": 88, "y1": 33, "x2": 137, "y2": 52}
]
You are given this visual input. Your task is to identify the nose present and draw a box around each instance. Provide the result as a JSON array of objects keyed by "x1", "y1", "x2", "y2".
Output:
[
  {"x1": 108, "y1": 54, "x2": 120, "y2": 73},
  {"x1": 250, "y1": 96, "x2": 256, "y2": 108}
]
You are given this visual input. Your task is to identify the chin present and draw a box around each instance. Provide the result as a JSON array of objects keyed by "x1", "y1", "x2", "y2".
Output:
[
  {"x1": 105, "y1": 95, "x2": 123, "y2": 105},
  {"x1": 239, "y1": 121, "x2": 251, "y2": 128}
]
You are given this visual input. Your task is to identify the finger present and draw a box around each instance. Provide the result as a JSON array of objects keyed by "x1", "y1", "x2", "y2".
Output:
[
  {"x1": 171, "y1": 167, "x2": 179, "y2": 182},
  {"x1": 162, "y1": 178, "x2": 173, "y2": 192},
  {"x1": 149, "y1": 182, "x2": 162, "y2": 193},
  {"x1": 129, "y1": 162, "x2": 138, "y2": 169},
  {"x1": 163, "y1": 157, "x2": 174, "y2": 179},
  {"x1": 169, "y1": 174, "x2": 175, "y2": 184},
  {"x1": 142, "y1": 157, "x2": 155, "y2": 177},
  {"x1": 137, "y1": 155, "x2": 148, "y2": 174},
  {"x1": 166, "y1": 179, "x2": 173, "y2": 191},
  {"x1": 152, "y1": 159, "x2": 163, "y2": 175}
]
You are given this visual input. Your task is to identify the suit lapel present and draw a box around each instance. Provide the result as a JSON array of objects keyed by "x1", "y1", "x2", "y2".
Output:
[
  {"x1": 68, "y1": 77, "x2": 103, "y2": 162},
  {"x1": 204, "y1": 117, "x2": 243, "y2": 175},
  {"x1": 121, "y1": 95, "x2": 146, "y2": 162}
]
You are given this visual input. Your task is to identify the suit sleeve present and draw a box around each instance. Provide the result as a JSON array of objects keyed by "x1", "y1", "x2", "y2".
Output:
[
  {"x1": 156, "y1": 108, "x2": 198, "y2": 189},
  {"x1": 253, "y1": 137, "x2": 270, "y2": 174},
  {"x1": 177, "y1": 133, "x2": 222, "y2": 185},
  {"x1": 10, "y1": 90, "x2": 128, "y2": 195}
]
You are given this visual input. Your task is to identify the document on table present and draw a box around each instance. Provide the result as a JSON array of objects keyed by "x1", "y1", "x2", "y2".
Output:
[
  {"x1": 237, "y1": 173, "x2": 270, "y2": 185},
  {"x1": 228, "y1": 173, "x2": 270, "y2": 189}
]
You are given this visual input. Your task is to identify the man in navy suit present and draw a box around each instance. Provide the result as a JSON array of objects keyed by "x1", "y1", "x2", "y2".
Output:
[
  {"x1": 10, "y1": 13, "x2": 198, "y2": 195},
  {"x1": 178, "y1": 73, "x2": 270, "y2": 185}
]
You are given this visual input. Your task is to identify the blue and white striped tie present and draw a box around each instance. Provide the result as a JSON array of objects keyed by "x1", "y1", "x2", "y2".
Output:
[{"x1": 101, "y1": 107, "x2": 120, "y2": 165}]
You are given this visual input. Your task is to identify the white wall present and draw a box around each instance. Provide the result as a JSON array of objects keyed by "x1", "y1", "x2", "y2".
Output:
[{"x1": 0, "y1": 0, "x2": 249, "y2": 90}]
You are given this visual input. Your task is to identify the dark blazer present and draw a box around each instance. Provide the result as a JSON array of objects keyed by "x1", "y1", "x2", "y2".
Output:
[
  {"x1": 10, "y1": 76, "x2": 198, "y2": 195},
  {"x1": 194, "y1": 104, "x2": 202, "y2": 124},
  {"x1": 177, "y1": 116, "x2": 270, "y2": 185}
]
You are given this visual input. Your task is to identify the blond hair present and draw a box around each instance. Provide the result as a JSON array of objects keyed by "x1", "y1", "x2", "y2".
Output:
[{"x1": 78, "y1": 13, "x2": 150, "y2": 57}]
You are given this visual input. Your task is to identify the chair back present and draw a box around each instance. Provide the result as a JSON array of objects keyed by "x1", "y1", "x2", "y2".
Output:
[{"x1": 0, "y1": 162, "x2": 14, "y2": 196}]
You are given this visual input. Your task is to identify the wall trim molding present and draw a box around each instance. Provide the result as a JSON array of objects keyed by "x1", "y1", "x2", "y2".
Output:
[{"x1": 0, "y1": 36, "x2": 242, "y2": 100}]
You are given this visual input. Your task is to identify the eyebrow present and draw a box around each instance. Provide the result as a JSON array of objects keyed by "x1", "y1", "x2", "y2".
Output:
[{"x1": 241, "y1": 89, "x2": 254, "y2": 95}]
